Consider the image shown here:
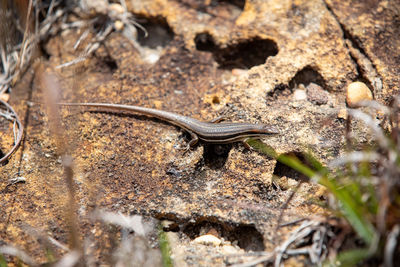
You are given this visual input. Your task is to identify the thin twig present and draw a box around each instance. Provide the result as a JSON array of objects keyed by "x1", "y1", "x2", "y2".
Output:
[
  {"x1": 273, "y1": 180, "x2": 304, "y2": 243},
  {"x1": 0, "y1": 245, "x2": 37, "y2": 266},
  {"x1": 0, "y1": 99, "x2": 24, "y2": 164}
]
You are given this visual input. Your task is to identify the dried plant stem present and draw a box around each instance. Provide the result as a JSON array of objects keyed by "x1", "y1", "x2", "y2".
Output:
[
  {"x1": 39, "y1": 67, "x2": 82, "y2": 257},
  {"x1": 0, "y1": 99, "x2": 24, "y2": 164}
]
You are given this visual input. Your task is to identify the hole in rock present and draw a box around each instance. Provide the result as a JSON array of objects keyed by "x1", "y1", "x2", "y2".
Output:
[
  {"x1": 218, "y1": 0, "x2": 245, "y2": 9},
  {"x1": 273, "y1": 152, "x2": 311, "y2": 182},
  {"x1": 101, "y1": 55, "x2": 118, "y2": 71},
  {"x1": 195, "y1": 34, "x2": 278, "y2": 70},
  {"x1": 268, "y1": 83, "x2": 291, "y2": 100},
  {"x1": 203, "y1": 143, "x2": 231, "y2": 169},
  {"x1": 136, "y1": 16, "x2": 174, "y2": 49},
  {"x1": 211, "y1": 95, "x2": 220, "y2": 104},
  {"x1": 183, "y1": 219, "x2": 265, "y2": 251},
  {"x1": 289, "y1": 66, "x2": 326, "y2": 89},
  {"x1": 195, "y1": 32, "x2": 216, "y2": 51},
  {"x1": 217, "y1": 38, "x2": 278, "y2": 69},
  {"x1": 95, "y1": 53, "x2": 118, "y2": 72}
]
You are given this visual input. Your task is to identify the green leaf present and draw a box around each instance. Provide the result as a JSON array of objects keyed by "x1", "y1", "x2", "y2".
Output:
[
  {"x1": 0, "y1": 254, "x2": 7, "y2": 267},
  {"x1": 318, "y1": 176, "x2": 376, "y2": 245},
  {"x1": 324, "y1": 248, "x2": 371, "y2": 267},
  {"x1": 248, "y1": 138, "x2": 376, "y2": 245},
  {"x1": 158, "y1": 225, "x2": 173, "y2": 267}
]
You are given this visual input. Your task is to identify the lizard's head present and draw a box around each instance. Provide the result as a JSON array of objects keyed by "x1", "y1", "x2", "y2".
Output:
[{"x1": 251, "y1": 124, "x2": 280, "y2": 135}]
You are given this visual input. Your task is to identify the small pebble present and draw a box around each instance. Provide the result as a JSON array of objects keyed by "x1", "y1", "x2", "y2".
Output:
[
  {"x1": 337, "y1": 108, "x2": 347, "y2": 119},
  {"x1": 222, "y1": 244, "x2": 237, "y2": 254},
  {"x1": 293, "y1": 89, "x2": 307, "y2": 101},
  {"x1": 0, "y1": 93, "x2": 10, "y2": 102},
  {"x1": 114, "y1": 20, "x2": 124, "y2": 31},
  {"x1": 306, "y1": 83, "x2": 329, "y2": 105},
  {"x1": 346, "y1": 81, "x2": 373, "y2": 107},
  {"x1": 153, "y1": 100, "x2": 163, "y2": 109},
  {"x1": 193, "y1": 234, "x2": 222, "y2": 246},
  {"x1": 231, "y1": 68, "x2": 247, "y2": 76}
]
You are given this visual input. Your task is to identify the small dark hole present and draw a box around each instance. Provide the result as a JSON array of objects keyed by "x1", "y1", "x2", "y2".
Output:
[
  {"x1": 102, "y1": 56, "x2": 118, "y2": 71},
  {"x1": 211, "y1": 96, "x2": 220, "y2": 104},
  {"x1": 207, "y1": 0, "x2": 245, "y2": 10},
  {"x1": 289, "y1": 66, "x2": 326, "y2": 89},
  {"x1": 219, "y1": 0, "x2": 245, "y2": 9},
  {"x1": 93, "y1": 54, "x2": 118, "y2": 72},
  {"x1": 195, "y1": 36, "x2": 279, "y2": 70},
  {"x1": 136, "y1": 16, "x2": 174, "y2": 49},
  {"x1": 162, "y1": 221, "x2": 180, "y2": 232},
  {"x1": 194, "y1": 32, "x2": 217, "y2": 51},
  {"x1": 217, "y1": 38, "x2": 278, "y2": 69},
  {"x1": 183, "y1": 219, "x2": 265, "y2": 251},
  {"x1": 235, "y1": 225, "x2": 265, "y2": 251},
  {"x1": 273, "y1": 152, "x2": 310, "y2": 182},
  {"x1": 203, "y1": 143, "x2": 231, "y2": 169}
]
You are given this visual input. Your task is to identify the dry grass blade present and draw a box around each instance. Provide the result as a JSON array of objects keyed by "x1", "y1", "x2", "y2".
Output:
[
  {"x1": 56, "y1": 24, "x2": 113, "y2": 69},
  {"x1": 39, "y1": 67, "x2": 82, "y2": 256},
  {"x1": 0, "y1": 99, "x2": 24, "y2": 164},
  {"x1": 230, "y1": 219, "x2": 332, "y2": 267},
  {"x1": 384, "y1": 224, "x2": 400, "y2": 267},
  {"x1": 52, "y1": 250, "x2": 81, "y2": 267},
  {"x1": 56, "y1": 0, "x2": 145, "y2": 69},
  {"x1": 0, "y1": 245, "x2": 37, "y2": 266},
  {"x1": 0, "y1": 0, "x2": 66, "y2": 95},
  {"x1": 274, "y1": 220, "x2": 329, "y2": 267},
  {"x1": 347, "y1": 108, "x2": 390, "y2": 149},
  {"x1": 329, "y1": 151, "x2": 380, "y2": 167},
  {"x1": 356, "y1": 100, "x2": 391, "y2": 115},
  {"x1": 21, "y1": 223, "x2": 70, "y2": 253},
  {"x1": 95, "y1": 210, "x2": 146, "y2": 236}
]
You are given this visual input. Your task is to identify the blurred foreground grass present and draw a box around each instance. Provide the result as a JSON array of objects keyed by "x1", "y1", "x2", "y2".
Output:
[{"x1": 248, "y1": 101, "x2": 400, "y2": 266}]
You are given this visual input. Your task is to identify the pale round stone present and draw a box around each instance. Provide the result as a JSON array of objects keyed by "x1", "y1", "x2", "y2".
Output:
[
  {"x1": 346, "y1": 82, "x2": 373, "y2": 107},
  {"x1": 193, "y1": 234, "x2": 222, "y2": 246},
  {"x1": 293, "y1": 89, "x2": 307, "y2": 101},
  {"x1": 114, "y1": 20, "x2": 124, "y2": 31},
  {"x1": 222, "y1": 244, "x2": 238, "y2": 254},
  {"x1": 337, "y1": 108, "x2": 348, "y2": 119},
  {"x1": 0, "y1": 93, "x2": 10, "y2": 102}
]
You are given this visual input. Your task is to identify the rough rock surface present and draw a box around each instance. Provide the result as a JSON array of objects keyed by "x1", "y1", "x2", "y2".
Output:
[{"x1": 1, "y1": 0, "x2": 398, "y2": 265}]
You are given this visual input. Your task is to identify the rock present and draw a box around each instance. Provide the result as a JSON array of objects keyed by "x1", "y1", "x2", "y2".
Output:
[
  {"x1": 0, "y1": 93, "x2": 9, "y2": 102},
  {"x1": 346, "y1": 82, "x2": 373, "y2": 107},
  {"x1": 337, "y1": 108, "x2": 347, "y2": 120},
  {"x1": 306, "y1": 83, "x2": 329, "y2": 105},
  {"x1": 114, "y1": 20, "x2": 124, "y2": 31},
  {"x1": 222, "y1": 244, "x2": 238, "y2": 254},
  {"x1": 293, "y1": 89, "x2": 307, "y2": 101},
  {"x1": 193, "y1": 234, "x2": 222, "y2": 246}
]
